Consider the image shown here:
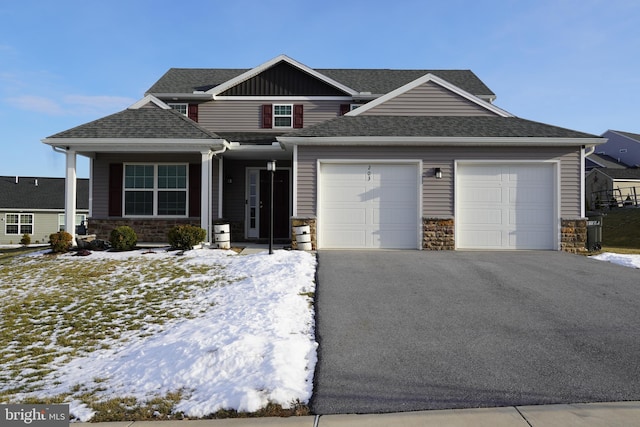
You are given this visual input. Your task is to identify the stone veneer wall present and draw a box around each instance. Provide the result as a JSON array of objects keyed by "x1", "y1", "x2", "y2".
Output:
[
  {"x1": 560, "y1": 218, "x2": 587, "y2": 253},
  {"x1": 89, "y1": 218, "x2": 200, "y2": 243},
  {"x1": 291, "y1": 217, "x2": 316, "y2": 250},
  {"x1": 422, "y1": 218, "x2": 455, "y2": 250}
]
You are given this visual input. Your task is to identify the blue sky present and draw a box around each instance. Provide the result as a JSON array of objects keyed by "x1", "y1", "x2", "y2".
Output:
[{"x1": 1, "y1": 0, "x2": 638, "y2": 178}]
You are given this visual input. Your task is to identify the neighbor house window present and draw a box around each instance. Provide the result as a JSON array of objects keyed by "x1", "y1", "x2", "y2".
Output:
[
  {"x1": 168, "y1": 103, "x2": 188, "y2": 116},
  {"x1": 5, "y1": 213, "x2": 33, "y2": 235},
  {"x1": 58, "y1": 214, "x2": 88, "y2": 232},
  {"x1": 124, "y1": 164, "x2": 188, "y2": 216},
  {"x1": 273, "y1": 104, "x2": 293, "y2": 128}
]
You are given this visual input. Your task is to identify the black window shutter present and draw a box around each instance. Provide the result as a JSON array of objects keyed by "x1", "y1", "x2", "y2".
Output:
[
  {"x1": 189, "y1": 163, "x2": 201, "y2": 217},
  {"x1": 340, "y1": 104, "x2": 351, "y2": 116},
  {"x1": 293, "y1": 104, "x2": 303, "y2": 128},
  {"x1": 262, "y1": 104, "x2": 273, "y2": 128},
  {"x1": 188, "y1": 104, "x2": 198, "y2": 122},
  {"x1": 108, "y1": 163, "x2": 123, "y2": 217}
]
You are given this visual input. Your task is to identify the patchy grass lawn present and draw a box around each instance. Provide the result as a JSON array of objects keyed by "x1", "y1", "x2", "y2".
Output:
[
  {"x1": 0, "y1": 250, "x2": 225, "y2": 418},
  {"x1": 0, "y1": 248, "x2": 317, "y2": 422}
]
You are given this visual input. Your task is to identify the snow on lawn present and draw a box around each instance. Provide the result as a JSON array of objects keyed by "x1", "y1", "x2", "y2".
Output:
[
  {"x1": 590, "y1": 252, "x2": 640, "y2": 269},
  {"x1": 13, "y1": 248, "x2": 317, "y2": 421}
]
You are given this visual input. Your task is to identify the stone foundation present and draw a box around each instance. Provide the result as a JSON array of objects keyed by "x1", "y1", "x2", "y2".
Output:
[
  {"x1": 291, "y1": 217, "x2": 316, "y2": 250},
  {"x1": 89, "y1": 218, "x2": 201, "y2": 243},
  {"x1": 560, "y1": 218, "x2": 587, "y2": 253},
  {"x1": 423, "y1": 218, "x2": 455, "y2": 250}
]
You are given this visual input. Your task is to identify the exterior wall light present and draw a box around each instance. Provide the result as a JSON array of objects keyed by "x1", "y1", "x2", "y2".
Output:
[{"x1": 435, "y1": 167, "x2": 443, "y2": 179}]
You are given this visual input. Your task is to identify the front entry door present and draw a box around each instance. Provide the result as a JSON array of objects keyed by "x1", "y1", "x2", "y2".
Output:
[
  {"x1": 259, "y1": 169, "x2": 290, "y2": 239},
  {"x1": 246, "y1": 168, "x2": 290, "y2": 239}
]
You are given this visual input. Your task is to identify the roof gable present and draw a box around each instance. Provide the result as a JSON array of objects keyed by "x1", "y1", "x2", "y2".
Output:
[
  {"x1": 347, "y1": 73, "x2": 511, "y2": 118},
  {"x1": 208, "y1": 55, "x2": 357, "y2": 97},
  {"x1": 606, "y1": 130, "x2": 640, "y2": 142},
  {"x1": 591, "y1": 168, "x2": 640, "y2": 180}
]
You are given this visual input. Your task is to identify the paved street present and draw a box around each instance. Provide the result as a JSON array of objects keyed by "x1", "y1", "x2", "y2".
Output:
[{"x1": 311, "y1": 251, "x2": 640, "y2": 414}]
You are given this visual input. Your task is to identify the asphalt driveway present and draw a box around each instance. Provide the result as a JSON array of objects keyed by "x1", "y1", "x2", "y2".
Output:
[{"x1": 310, "y1": 250, "x2": 640, "y2": 414}]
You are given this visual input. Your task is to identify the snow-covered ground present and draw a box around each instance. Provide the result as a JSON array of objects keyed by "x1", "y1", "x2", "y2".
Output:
[
  {"x1": 590, "y1": 252, "x2": 640, "y2": 269},
  {"x1": 11, "y1": 248, "x2": 317, "y2": 421}
]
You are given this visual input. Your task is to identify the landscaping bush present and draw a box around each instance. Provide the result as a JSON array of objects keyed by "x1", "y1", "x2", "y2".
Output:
[
  {"x1": 20, "y1": 233, "x2": 31, "y2": 246},
  {"x1": 168, "y1": 224, "x2": 206, "y2": 250},
  {"x1": 49, "y1": 231, "x2": 73, "y2": 253},
  {"x1": 110, "y1": 226, "x2": 138, "y2": 251}
]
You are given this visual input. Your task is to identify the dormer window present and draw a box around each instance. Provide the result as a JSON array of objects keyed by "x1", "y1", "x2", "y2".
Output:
[{"x1": 168, "y1": 103, "x2": 188, "y2": 116}]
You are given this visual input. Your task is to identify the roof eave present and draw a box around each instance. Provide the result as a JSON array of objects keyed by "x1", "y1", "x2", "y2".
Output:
[
  {"x1": 42, "y1": 138, "x2": 227, "y2": 153},
  {"x1": 147, "y1": 93, "x2": 214, "y2": 101},
  {"x1": 278, "y1": 136, "x2": 606, "y2": 147}
]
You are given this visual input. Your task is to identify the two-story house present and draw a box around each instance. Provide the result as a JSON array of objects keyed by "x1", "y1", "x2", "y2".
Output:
[{"x1": 42, "y1": 55, "x2": 604, "y2": 251}]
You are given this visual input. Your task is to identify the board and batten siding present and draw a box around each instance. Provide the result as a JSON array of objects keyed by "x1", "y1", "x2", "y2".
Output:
[
  {"x1": 362, "y1": 81, "x2": 498, "y2": 117},
  {"x1": 91, "y1": 153, "x2": 212, "y2": 218},
  {"x1": 198, "y1": 99, "x2": 346, "y2": 132},
  {"x1": 296, "y1": 145, "x2": 581, "y2": 219}
]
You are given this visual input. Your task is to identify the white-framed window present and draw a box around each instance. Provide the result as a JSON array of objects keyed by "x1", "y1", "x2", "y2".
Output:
[
  {"x1": 5, "y1": 213, "x2": 33, "y2": 235},
  {"x1": 123, "y1": 164, "x2": 188, "y2": 216},
  {"x1": 273, "y1": 104, "x2": 293, "y2": 128},
  {"x1": 168, "y1": 103, "x2": 188, "y2": 116},
  {"x1": 58, "y1": 214, "x2": 88, "y2": 232}
]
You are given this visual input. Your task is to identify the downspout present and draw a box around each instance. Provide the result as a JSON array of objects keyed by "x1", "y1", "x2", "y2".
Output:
[{"x1": 581, "y1": 145, "x2": 596, "y2": 218}]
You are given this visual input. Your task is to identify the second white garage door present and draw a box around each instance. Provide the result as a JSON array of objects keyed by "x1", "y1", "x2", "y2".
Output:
[
  {"x1": 320, "y1": 162, "x2": 420, "y2": 249},
  {"x1": 456, "y1": 163, "x2": 557, "y2": 250}
]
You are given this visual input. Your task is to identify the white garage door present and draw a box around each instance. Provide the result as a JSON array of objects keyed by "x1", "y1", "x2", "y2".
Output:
[
  {"x1": 457, "y1": 163, "x2": 556, "y2": 250},
  {"x1": 320, "y1": 163, "x2": 419, "y2": 249}
]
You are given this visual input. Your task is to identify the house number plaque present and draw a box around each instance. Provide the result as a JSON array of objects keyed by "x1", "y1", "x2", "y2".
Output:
[{"x1": 367, "y1": 165, "x2": 372, "y2": 181}]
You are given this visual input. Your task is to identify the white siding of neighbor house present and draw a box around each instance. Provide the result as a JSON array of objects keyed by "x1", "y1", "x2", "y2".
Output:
[
  {"x1": 198, "y1": 99, "x2": 346, "y2": 132},
  {"x1": 361, "y1": 81, "x2": 498, "y2": 117},
  {"x1": 297, "y1": 145, "x2": 581, "y2": 219},
  {"x1": 91, "y1": 153, "x2": 212, "y2": 218}
]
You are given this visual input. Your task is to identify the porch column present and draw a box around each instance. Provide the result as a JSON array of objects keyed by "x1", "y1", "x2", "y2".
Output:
[
  {"x1": 65, "y1": 149, "x2": 77, "y2": 245},
  {"x1": 201, "y1": 150, "x2": 213, "y2": 243}
]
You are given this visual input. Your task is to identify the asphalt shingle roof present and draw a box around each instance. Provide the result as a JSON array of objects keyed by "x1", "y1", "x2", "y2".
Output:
[
  {"x1": 596, "y1": 168, "x2": 640, "y2": 180},
  {"x1": 146, "y1": 68, "x2": 495, "y2": 97},
  {"x1": 47, "y1": 108, "x2": 220, "y2": 140},
  {"x1": 0, "y1": 176, "x2": 89, "y2": 210},
  {"x1": 280, "y1": 116, "x2": 598, "y2": 139}
]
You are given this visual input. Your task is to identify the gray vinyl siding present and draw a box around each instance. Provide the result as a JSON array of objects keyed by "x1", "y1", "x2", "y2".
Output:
[
  {"x1": 92, "y1": 153, "x2": 203, "y2": 218},
  {"x1": 198, "y1": 99, "x2": 346, "y2": 132},
  {"x1": 297, "y1": 145, "x2": 581, "y2": 219},
  {"x1": 362, "y1": 81, "x2": 497, "y2": 117},
  {"x1": 598, "y1": 131, "x2": 640, "y2": 167}
]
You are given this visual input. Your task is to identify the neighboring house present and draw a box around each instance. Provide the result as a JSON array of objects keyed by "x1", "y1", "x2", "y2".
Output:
[
  {"x1": 586, "y1": 168, "x2": 640, "y2": 209},
  {"x1": 0, "y1": 176, "x2": 89, "y2": 245},
  {"x1": 598, "y1": 130, "x2": 640, "y2": 167},
  {"x1": 585, "y1": 152, "x2": 628, "y2": 171},
  {"x1": 42, "y1": 55, "x2": 604, "y2": 252}
]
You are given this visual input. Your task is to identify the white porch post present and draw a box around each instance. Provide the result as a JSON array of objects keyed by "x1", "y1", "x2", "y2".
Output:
[
  {"x1": 200, "y1": 150, "x2": 213, "y2": 243},
  {"x1": 65, "y1": 149, "x2": 77, "y2": 245}
]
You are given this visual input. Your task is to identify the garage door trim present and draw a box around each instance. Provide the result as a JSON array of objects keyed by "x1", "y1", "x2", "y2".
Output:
[
  {"x1": 317, "y1": 159, "x2": 423, "y2": 249},
  {"x1": 454, "y1": 160, "x2": 560, "y2": 250}
]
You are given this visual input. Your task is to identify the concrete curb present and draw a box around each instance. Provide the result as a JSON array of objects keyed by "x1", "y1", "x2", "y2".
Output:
[{"x1": 76, "y1": 401, "x2": 640, "y2": 426}]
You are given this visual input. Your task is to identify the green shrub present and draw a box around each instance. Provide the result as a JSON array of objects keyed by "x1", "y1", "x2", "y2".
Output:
[
  {"x1": 168, "y1": 224, "x2": 206, "y2": 250},
  {"x1": 49, "y1": 231, "x2": 73, "y2": 253},
  {"x1": 20, "y1": 233, "x2": 31, "y2": 246},
  {"x1": 110, "y1": 226, "x2": 137, "y2": 251}
]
